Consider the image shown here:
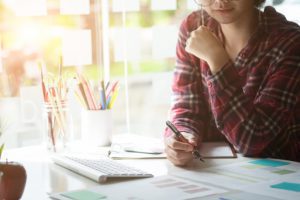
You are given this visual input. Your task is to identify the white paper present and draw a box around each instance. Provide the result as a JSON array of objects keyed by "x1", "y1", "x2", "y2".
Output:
[
  {"x1": 51, "y1": 175, "x2": 227, "y2": 200},
  {"x1": 246, "y1": 174, "x2": 300, "y2": 200},
  {"x1": 62, "y1": 29, "x2": 92, "y2": 66},
  {"x1": 152, "y1": 25, "x2": 178, "y2": 59},
  {"x1": 200, "y1": 142, "x2": 236, "y2": 158},
  {"x1": 109, "y1": 135, "x2": 235, "y2": 160},
  {"x1": 7, "y1": 0, "x2": 47, "y2": 16},
  {"x1": 151, "y1": 0, "x2": 177, "y2": 11},
  {"x1": 112, "y1": 0, "x2": 140, "y2": 12},
  {"x1": 205, "y1": 191, "x2": 282, "y2": 200},
  {"x1": 177, "y1": 158, "x2": 300, "y2": 190},
  {"x1": 60, "y1": 0, "x2": 90, "y2": 15},
  {"x1": 111, "y1": 28, "x2": 141, "y2": 61},
  {"x1": 210, "y1": 159, "x2": 300, "y2": 182},
  {"x1": 109, "y1": 134, "x2": 166, "y2": 159}
]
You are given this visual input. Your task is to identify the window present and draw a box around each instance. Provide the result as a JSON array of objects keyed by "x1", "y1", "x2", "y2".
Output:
[
  {"x1": 0, "y1": 0, "x2": 103, "y2": 147},
  {"x1": 0, "y1": 0, "x2": 299, "y2": 148},
  {"x1": 107, "y1": 0, "x2": 195, "y2": 137},
  {"x1": 266, "y1": 0, "x2": 300, "y2": 24}
]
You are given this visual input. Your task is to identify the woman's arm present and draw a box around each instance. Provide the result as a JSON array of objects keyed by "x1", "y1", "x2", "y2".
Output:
[
  {"x1": 206, "y1": 45, "x2": 300, "y2": 157},
  {"x1": 165, "y1": 15, "x2": 208, "y2": 140}
]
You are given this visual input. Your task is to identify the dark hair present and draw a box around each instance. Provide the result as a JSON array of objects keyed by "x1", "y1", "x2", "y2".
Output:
[{"x1": 255, "y1": 0, "x2": 266, "y2": 7}]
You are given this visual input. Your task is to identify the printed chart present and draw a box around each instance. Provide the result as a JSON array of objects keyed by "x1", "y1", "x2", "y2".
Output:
[
  {"x1": 51, "y1": 175, "x2": 227, "y2": 200},
  {"x1": 51, "y1": 159, "x2": 300, "y2": 200},
  {"x1": 178, "y1": 159, "x2": 300, "y2": 190}
]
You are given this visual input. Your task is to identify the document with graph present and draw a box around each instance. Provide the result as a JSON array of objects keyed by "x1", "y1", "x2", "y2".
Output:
[
  {"x1": 50, "y1": 158, "x2": 300, "y2": 200},
  {"x1": 176, "y1": 158, "x2": 300, "y2": 199},
  {"x1": 50, "y1": 175, "x2": 227, "y2": 200}
]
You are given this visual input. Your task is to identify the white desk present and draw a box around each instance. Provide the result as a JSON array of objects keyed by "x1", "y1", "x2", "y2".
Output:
[{"x1": 3, "y1": 145, "x2": 249, "y2": 200}]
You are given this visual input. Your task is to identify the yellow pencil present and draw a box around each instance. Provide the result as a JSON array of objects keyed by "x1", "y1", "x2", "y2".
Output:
[{"x1": 107, "y1": 87, "x2": 119, "y2": 109}]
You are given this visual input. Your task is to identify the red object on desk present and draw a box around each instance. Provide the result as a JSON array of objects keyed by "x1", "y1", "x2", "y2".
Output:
[{"x1": 0, "y1": 161, "x2": 27, "y2": 200}]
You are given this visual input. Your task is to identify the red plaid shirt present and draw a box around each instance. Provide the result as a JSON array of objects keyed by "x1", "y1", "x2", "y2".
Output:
[{"x1": 165, "y1": 6, "x2": 300, "y2": 162}]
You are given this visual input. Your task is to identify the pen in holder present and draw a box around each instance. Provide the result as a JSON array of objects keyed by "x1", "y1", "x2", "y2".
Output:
[
  {"x1": 81, "y1": 109, "x2": 112, "y2": 147},
  {"x1": 43, "y1": 100, "x2": 73, "y2": 153},
  {"x1": 39, "y1": 58, "x2": 72, "y2": 153},
  {"x1": 74, "y1": 75, "x2": 119, "y2": 146}
]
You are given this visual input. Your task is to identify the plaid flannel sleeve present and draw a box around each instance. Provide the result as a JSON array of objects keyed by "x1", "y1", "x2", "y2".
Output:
[
  {"x1": 164, "y1": 17, "x2": 207, "y2": 140},
  {"x1": 206, "y1": 47, "x2": 300, "y2": 156}
]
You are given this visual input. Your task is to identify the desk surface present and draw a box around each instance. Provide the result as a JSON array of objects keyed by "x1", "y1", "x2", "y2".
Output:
[{"x1": 2, "y1": 145, "x2": 249, "y2": 200}]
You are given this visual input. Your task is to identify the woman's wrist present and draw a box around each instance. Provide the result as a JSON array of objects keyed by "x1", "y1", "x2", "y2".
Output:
[{"x1": 207, "y1": 49, "x2": 230, "y2": 75}]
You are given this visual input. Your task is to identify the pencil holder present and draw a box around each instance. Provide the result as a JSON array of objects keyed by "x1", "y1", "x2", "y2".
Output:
[
  {"x1": 81, "y1": 109, "x2": 112, "y2": 146},
  {"x1": 43, "y1": 100, "x2": 73, "y2": 153}
]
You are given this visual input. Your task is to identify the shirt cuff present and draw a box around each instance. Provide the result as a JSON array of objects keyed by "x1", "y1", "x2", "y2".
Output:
[{"x1": 205, "y1": 61, "x2": 242, "y2": 96}]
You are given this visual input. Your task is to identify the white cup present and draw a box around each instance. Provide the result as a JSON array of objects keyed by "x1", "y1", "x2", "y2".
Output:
[
  {"x1": 81, "y1": 109, "x2": 112, "y2": 146},
  {"x1": 20, "y1": 86, "x2": 42, "y2": 124},
  {"x1": 0, "y1": 97, "x2": 21, "y2": 127}
]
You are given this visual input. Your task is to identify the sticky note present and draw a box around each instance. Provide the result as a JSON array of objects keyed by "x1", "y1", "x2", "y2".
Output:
[
  {"x1": 112, "y1": 0, "x2": 140, "y2": 12},
  {"x1": 111, "y1": 28, "x2": 141, "y2": 61},
  {"x1": 242, "y1": 164, "x2": 265, "y2": 169},
  {"x1": 152, "y1": 25, "x2": 178, "y2": 59},
  {"x1": 61, "y1": 190, "x2": 106, "y2": 200},
  {"x1": 60, "y1": 0, "x2": 90, "y2": 15},
  {"x1": 151, "y1": 0, "x2": 177, "y2": 11},
  {"x1": 271, "y1": 182, "x2": 300, "y2": 192},
  {"x1": 272, "y1": 169, "x2": 296, "y2": 175},
  {"x1": 62, "y1": 29, "x2": 92, "y2": 66},
  {"x1": 9, "y1": 0, "x2": 47, "y2": 16},
  {"x1": 249, "y1": 159, "x2": 290, "y2": 167}
]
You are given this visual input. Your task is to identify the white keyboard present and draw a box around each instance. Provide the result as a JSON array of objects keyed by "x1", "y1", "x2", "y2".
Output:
[{"x1": 52, "y1": 155, "x2": 153, "y2": 183}]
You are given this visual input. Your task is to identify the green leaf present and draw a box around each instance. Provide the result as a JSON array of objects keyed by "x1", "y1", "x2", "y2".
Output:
[{"x1": 0, "y1": 143, "x2": 4, "y2": 159}]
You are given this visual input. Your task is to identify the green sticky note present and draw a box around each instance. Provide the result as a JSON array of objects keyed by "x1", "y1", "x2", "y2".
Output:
[
  {"x1": 271, "y1": 182, "x2": 300, "y2": 192},
  {"x1": 61, "y1": 190, "x2": 106, "y2": 200},
  {"x1": 242, "y1": 164, "x2": 265, "y2": 169},
  {"x1": 249, "y1": 159, "x2": 289, "y2": 167},
  {"x1": 272, "y1": 169, "x2": 296, "y2": 175}
]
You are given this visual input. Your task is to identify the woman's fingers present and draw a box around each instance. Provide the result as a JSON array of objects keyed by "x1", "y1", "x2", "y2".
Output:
[{"x1": 165, "y1": 147, "x2": 193, "y2": 166}]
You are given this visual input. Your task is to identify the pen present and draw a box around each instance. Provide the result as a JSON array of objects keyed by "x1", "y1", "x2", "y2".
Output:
[{"x1": 166, "y1": 120, "x2": 204, "y2": 162}]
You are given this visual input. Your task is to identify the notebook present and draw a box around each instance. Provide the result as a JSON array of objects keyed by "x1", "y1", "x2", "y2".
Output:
[
  {"x1": 52, "y1": 155, "x2": 153, "y2": 183},
  {"x1": 108, "y1": 140, "x2": 236, "y2": 159}
]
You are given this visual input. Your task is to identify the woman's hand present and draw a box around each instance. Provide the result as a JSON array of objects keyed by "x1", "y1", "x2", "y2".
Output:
[
  {"x1": 164, "y1": 132, "x2": 199, "y2": 166},
  {"x1": 185, "y1": 26, "x2": 230, "y2": 74}
]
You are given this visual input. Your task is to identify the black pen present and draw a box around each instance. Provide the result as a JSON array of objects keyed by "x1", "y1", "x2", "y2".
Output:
[{"x1": 166, "y1": 121, "x2": 204, "y2": 162}]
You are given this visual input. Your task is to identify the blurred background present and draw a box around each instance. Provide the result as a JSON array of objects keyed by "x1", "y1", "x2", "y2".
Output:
[{"x1": 0, "y1": 0, "x2": 299, "y2": 148}]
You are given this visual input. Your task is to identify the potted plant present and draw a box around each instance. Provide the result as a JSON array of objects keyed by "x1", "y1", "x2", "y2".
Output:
[{"x1": 0, "y1": 116, "x2": 27, "y2": 200}]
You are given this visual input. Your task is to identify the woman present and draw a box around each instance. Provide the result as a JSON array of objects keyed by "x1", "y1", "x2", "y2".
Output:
[{"x1": 164, "y1": 0, "x2": 300, "y2": 166}]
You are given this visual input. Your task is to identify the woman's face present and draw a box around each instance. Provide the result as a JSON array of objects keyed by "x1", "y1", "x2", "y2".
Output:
[{"x1": 203, "y1": 0, "x2": 256, "y2": 25}]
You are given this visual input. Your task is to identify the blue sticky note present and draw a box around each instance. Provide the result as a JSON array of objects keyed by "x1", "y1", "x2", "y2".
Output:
[
  {"x1": 271, "y1": 182, "x2": 300, "y2": 192},
  {"x1": 249, "y1": 159, "x2": 289, "y2": 167},
  {"x1": 61, "y1": 190, "x2": 106, "y2": 200}
]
